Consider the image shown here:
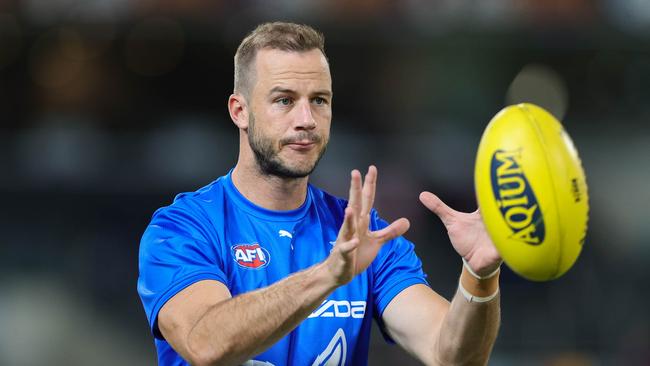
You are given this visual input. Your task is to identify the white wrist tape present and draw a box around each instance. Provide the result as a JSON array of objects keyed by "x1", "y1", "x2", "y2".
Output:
[
  {"x1": 458, "y1": 279, "x2": 499, "y2": 303},
  {"x1": 462, "y1": 258, "x2": 500, "y2": 280}
]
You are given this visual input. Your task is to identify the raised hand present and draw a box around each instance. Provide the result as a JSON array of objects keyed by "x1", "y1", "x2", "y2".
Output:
[
  {"x1": 419, "y1": 192, "x2": 502, "y2": 277},
  {"x1": 326, "y1": 166, "x2": 410, "y2": 285}
]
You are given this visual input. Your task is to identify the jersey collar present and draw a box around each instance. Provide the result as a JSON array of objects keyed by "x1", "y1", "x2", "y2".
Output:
[{"x1": 223, "y1": 169, "x2": 312, "y2": 222}]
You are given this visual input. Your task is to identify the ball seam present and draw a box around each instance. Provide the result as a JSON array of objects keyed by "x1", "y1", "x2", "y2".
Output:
[{"x1": 519, "y1": 103, "x2": 563, "y2": 280}]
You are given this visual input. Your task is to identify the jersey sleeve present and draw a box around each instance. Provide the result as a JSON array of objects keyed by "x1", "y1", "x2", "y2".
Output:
[
  {"x1": 370, "y1": 211, "x2": 430, "y2": 342},
  {"x1": 137, "y1": 199, "x2": 227, "y2": 339}
]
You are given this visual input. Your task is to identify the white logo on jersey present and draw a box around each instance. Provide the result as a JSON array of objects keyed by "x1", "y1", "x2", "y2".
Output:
[
  {"x1": 278, "y1": 230, "x2": 293, "y2": 239},
  {"x1": 312, "y1": 328, "x2": 347, "y2": 366},
  {"x1": 308, "y1": 300, "x2": 366, "y2": 319}
]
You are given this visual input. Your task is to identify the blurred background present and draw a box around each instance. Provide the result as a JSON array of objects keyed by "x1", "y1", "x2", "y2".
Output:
[{"x1": 1, "y1": 0, "x2": 649, "y2": 365}]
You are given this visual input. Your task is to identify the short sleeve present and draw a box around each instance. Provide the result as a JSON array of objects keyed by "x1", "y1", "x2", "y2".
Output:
[
  {"x1": 137, "y1": 201, "x2": 227, "y2": 339},
  {"x1": 370, "y1": 211, "x2": 429, "y2": 342}
]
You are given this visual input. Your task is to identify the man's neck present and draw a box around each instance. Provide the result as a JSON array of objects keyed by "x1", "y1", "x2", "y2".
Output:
[{"x1": 231, "y1": 163, "x2": 309, "y2": 211}]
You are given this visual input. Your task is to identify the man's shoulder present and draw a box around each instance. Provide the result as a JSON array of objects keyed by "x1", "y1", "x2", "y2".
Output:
[
  {"x1": 153, "y1": 176, "x2": 227, "y2": 218},
  {"x1": 308, "y1": 184, "x2": 348, "y2": 211},
  {"x1": 175, "y1": 177, "x2": 225, "y2": 204},
  {"x1": 308, "y1": 184, "x2": 386, "y2": 222}
]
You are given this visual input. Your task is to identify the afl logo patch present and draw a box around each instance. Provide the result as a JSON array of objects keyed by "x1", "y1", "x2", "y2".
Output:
[{"x1": 231, "y1": 243, "x2": 270, "y2": 269}]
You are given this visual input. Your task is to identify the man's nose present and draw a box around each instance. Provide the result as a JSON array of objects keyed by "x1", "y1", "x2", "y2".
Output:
[{"x1": 294, "y1": 99, "x2": 316, "y2": 130}]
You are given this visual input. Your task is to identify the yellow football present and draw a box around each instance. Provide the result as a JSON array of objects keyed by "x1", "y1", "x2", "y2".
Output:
[{"x1": 474, "y1": 103, "x2": 589, "y2": 281}]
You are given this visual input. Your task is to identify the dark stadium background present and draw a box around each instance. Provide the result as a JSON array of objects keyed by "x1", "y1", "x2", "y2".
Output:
[{"x1": 1, "y1": 1, "x2": 648, "y2": 365}]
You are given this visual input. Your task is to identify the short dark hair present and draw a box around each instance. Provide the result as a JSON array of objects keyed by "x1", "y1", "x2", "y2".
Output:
[{"x1": 234, "y1": 22, "x2": 326, "y2": 97}]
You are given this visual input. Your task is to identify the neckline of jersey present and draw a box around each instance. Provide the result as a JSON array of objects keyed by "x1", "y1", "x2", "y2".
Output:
[{"x1": 223, "y1": 169, "x2": 313, "y2": 222}]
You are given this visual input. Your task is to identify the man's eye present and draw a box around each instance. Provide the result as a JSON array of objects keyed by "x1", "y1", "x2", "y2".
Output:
[
  {"x1": 277, "y1": 97, "x2": 292, "y2": 106},
  {"x1": 313, "y1": 97, "x2": 327, "y2": 105}
]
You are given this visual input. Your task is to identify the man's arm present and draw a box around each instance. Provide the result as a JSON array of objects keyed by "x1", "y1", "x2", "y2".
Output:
[
  {"x1": 382, "y1": 266, "x2": 500, "y2": 365},
  {"x1": 380, "y1": 191, "x2": 503, "y2": 365},
  {"x1": 157, "y1": 167, "x2": 409, "y2": 365},
  {"x1": 159, "y1": 262, "x2": 338, "y2": 366}
]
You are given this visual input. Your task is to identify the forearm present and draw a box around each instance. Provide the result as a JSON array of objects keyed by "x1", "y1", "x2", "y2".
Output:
[
  {"x1": 186, "y1": 262, "x2": 337, "y2": 366},
  {"x1": 435, "y1": 266, "x2": 501, "y2": 366}
]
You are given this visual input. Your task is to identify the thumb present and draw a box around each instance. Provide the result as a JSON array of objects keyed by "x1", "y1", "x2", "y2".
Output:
[
  {"x1": 337, "y1": 206, "x2": 356, "y2": 242},
  {"x1": 371, "y1": 218, "x2": 410, "y2": 244},
  {"x1": 419, "y1": 191, "x2": 456, "y2": 226}
]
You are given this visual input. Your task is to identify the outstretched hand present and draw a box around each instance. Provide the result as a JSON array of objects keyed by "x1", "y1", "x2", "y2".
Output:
[
  {"x1": 326, "y1": 166, "x2": 410, "y2": 285},
  {"x1": 419, "y1": 192, "x2": 502, "y2": 277}
]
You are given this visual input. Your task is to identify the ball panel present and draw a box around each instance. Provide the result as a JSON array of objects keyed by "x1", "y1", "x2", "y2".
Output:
[
  {"x1": 516, "y1": 104, "x2": 565, "y2": 279},
  {"x1": 521, "y1": 104, "x2": 589, "y2": 278}
]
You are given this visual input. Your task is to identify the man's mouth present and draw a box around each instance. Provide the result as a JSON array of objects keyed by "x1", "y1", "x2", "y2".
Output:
[{"x1": 285, "y1": 141, "x2": 316, "y2": 151}]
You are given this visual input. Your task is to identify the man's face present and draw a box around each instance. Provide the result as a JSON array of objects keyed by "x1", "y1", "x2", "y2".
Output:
[{"x1": 246, "y1": 48, "x2": 332, "y2": 178}]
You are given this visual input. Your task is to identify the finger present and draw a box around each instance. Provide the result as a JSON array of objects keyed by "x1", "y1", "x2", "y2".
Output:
[
  {"x1": 360, "y1": 165, "x2": 377, "y2": 216},
  {"x1": 336, "y1": 237, "x2": 359, "y2": 255},
  {"x1": 370, "y1": 218, "x2": 410, "y2": 244},
  {"x1": 419, "y1": 191, "x2": 457, "y2": 226},
  {"x1": 337, "y1": 206, "x2": 356, "y2": 242},
  {"x1": 348, "y1": 170, "x2": 362, "y2": 216}
]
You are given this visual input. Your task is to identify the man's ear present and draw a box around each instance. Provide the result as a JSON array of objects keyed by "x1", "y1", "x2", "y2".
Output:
[{"x1": 228, "y1": 94, "x2": 249, "y2": 131}]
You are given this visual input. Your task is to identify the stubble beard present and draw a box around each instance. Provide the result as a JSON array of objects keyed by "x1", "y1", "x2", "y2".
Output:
[{"x1": 247, "y1": 112, "x2": 328, "y2": 179}]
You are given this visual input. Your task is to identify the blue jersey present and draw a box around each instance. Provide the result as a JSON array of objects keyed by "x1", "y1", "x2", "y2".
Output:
[{"x1": 137, "y1": 170, "x2": 429, "y2": 365}]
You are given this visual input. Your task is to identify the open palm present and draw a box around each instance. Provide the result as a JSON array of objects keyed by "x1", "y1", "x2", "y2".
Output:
[
  {"x1": 419, "y1": 192, "x2": 502, "y2": 276},
  {"x1": 327, "y1": 166, "x2": 410, "y2": 285}
]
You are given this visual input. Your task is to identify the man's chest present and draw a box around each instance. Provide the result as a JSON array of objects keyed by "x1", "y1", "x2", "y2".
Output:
[
  {"x1": 219, "y1": 216, "x2": 372, "y2": 316},
  {"x1": 216, "y1": 212, "x2": 374, "y2": 365},
  {"x1": 220, "y1": 217, "x2": 345, "y2": 289}
]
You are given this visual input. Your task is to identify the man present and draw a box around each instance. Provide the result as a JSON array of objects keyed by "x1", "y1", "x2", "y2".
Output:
[{"x1": 138, "y1": 22, "x2": 502, "y2": 366}]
